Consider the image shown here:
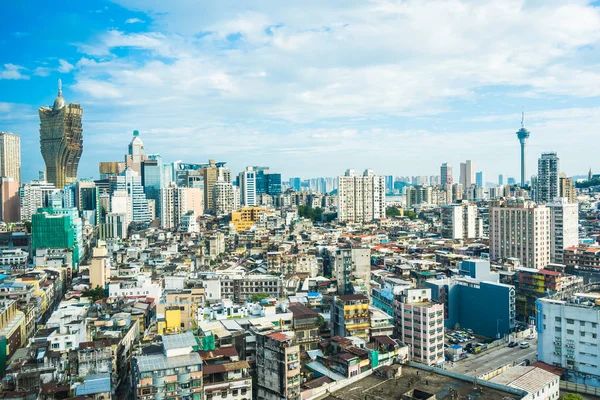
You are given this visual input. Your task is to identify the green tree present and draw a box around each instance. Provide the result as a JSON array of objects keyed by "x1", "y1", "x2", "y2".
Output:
[
  {"x1": 405, "y1": 210, "x2": 418, "y2": 220},
  {"x1": 386, "y1": 207, "x2": 401, "y2": 217},
  {"x1": 560, "y1": 394, "x2": 584, "y2": 400},
  {"x1": 82, "y1": 286, "x2": 107, "y2": 303},
  {"x1": 251, "y1": 292, "x2": 269, "y2": 303},
  {"x1": 298, "y1": 205, "x2": 324, "y2": 222}
]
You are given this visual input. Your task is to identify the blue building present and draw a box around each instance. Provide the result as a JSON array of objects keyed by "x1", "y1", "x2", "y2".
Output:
[
  {"x1": 254, "y1": 167, "x2": 282, "y2": 197},
  {"x1": 385, "y1": 175, "x2": 394, "y2": 193},
  {"x1": 426, "y1": 260, "x2": 516, "y2": 338},
  {"x1": 476, "y1": 171, "x2": 485, "y2": 188},
  {"x1": 289, "y1": 177, "x2": 301, "y2": 191}
]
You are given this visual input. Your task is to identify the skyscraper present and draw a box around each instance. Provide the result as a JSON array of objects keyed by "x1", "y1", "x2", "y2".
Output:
[
  {"x1": 440, "y1": 162, "x2": 453, "y2": 188},
  {"x1": 337, "y1": 169, "x2": 385, "y2": 223},
  {"x1": 0, "y1": 132, "x2": 20, "y2": 185},
  {"x1": 475, "y1": 171, "x2": 485, "y2": 188},
  {"x1": 39, "y1": 80, "x2": 83, "y2": 189},
  {"x1": 459, "y1": 160, "x2": 475, "y2": 188},
  {"x1": 113, "y1": 168, "x2": 152, "y2": 224},
  {"x1": 536, "y1": 152, "x2": 560, "y2": 203},
  {"x1": 516, "y1": 112, "x2": 530, "y2": 187},
  {"x1": 559, "y1": 174, "x2": 576, "y2": 203},
  {"x1": 125, "y1": 130, "x2": 145, "y2": 174},
  {"x1": 202, "y1": 159, "x2": 231, "y2": 212},
  {"x1": 548, "y1": 198, "x2": 578, "y2": 264},
  {"x1": 239, "y1": 166, "x2": 257, "y2": 206},
  {"x1": 498, "y1": 174, "x2": 504, "y2": 186}
]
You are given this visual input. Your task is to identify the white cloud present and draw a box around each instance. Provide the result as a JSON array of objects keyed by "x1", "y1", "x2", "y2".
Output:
[
  {"x1": 62, "y1": 0, "x2": 600, "y2": 178},
  {"x1": 0, "y1": 64, "x2": 29, "y2": 80},
  {"x1": 58, "y1": 59, "x2": 75, "y2": 73},
  {"x1": 125, "y1": 17, "x2": 145, "y2": 24}
]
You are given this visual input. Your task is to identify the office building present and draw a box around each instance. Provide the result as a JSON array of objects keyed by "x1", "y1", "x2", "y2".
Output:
[
  {"x1": 113, "y1": 168, "x2": 152, "y2": 224},
  {"x1": 516, "y1": 113, "x2": 530, "y2": 187},
  {"x1": 385, "y1": 175, "x2": 394, "y2": 193},
  {"x1": 498, "y1": 174, "x2": 504, "y2": 186},
  {"x1": 507, "y1": 177, "x2": 517, "y2": 185},
  {"x1": 0, "y1": 132, "x2": 20, "y2": 185},
  {"x1": 459, "y1": 160, "x2": 475, "y2": 188},
  {"x1": 331, "y1": 294, "x2": 370, "y2": 340},
  {"x1": 440, "y1": 202, "x2": 481, "y2": 240},
  {"x1": 39, "y1": 80, "x2": 83, "y2": 188},
  {"x1": 256, "y1": 331, "x2": 300, "y2": 400},
  {"x1": 536, "y1": 152, "x2": 560, "y2": 203},
  {"x1": 202, "y1": 160, "x2": 231, "y2": 212},
  {"x1": 393, "y1": 288, "x2": 445, "y2": 366},
  {"x1": 337, "y1": 169, "x2": 385, "y2": 223},
  {"x1": 489, "y1": 199, "x2": 551, "y2": 269},
  {"x1": 440, "y1": 163, "x2": 453, "y2": 188},
  {"x1": 475, "y1": 171, "x2": 485, "y2": 188},
  {"x1": 537, "y1": 291, "x2": 600, "y2": 389},
  {"x1": 239, "y1": 166, "x2": 257, "y2": 207},
  {"x1": 289, "y1": 177, "x2": 301, "y2": 191},
  {"x1": 0, "y1": 178, "x2": 19, "y2": 223},
  {"x1": 254, "y1": 167, "x2": 282, "y2": 197},
  {"x1": 141, "y1": 154, "x2": 168, "y2": 217},
  {"x1": 548, "y1": 198, "x2": 579, "y2": 264},
  {"x1": 133, "y1": 332, "x2": 203, "y2": 400},
  {"x1": 559, "y1": 175, "x2": 576, "y2": 203},
  {"x1": 426, "y1": 260, "x2": 516, "y2": 339},
  {"x1": 125, "y1": 130, "x2": 145, "y2": 174}
]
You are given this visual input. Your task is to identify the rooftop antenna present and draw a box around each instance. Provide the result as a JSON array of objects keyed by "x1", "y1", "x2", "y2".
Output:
[
  {"x1": 58, "y1": 79, "x2": 63, "y2": 97},
  {"x1": 521, "y1": 107, "x2": 524, "y2": 129}
]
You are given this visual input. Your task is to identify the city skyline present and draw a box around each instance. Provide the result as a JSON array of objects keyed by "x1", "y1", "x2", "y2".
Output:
[{"x1": 1, "y1": 1, "x2": 600, "y2": 181}]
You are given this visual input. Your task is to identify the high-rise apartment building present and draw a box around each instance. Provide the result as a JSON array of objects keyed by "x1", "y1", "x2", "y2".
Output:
[
  {"x1": 559, "y1": 175, "x2": 576, "y2": 203},
  {"x1": 39, "y1": 80, "x2": 83, "y2": 188},
  {"x1": 331, "y1": 294, "x2": 370, "y2": 340},
  {"x1": 213, "y1": 174, "x2": 236, "y2": 216},
  {"x1": 0, "y1": 132, "x2": 20, "y2": 185},
  {"x1": 239, "y1": 166, "x2": 257, "y2": 206},
  {"x1": 333, "y1": 247, "x2": 371, "y2": 296},
  {"x1": 202, "y1": 159, "x2": 231, "y2": 212},
  {"x1": 489, "y1": 199, "x2": 551, "y2": 269},
  {"x1": 536, "y1": 152, "x2": 560, "y2": 203},
  {"x1": 548, "y1": 198, "x2": 579, "y2": 264},
  {"x1": 393, "y1": 288, "x2": 445, "y2": 366},
  {"x1": 405, "y1": 186, "x2": 432, "y2": 207},
  {"x1": 337, "y1": 169, "x2": 385, "y2": 223},
  {"x1": 19, "y1": 181, "x2": 60, "y2": 222},
  {"x1": 0, "y1": 178, "x2": 19, "y2": 223},
  {"x1": 440, "y1": 163, "x2": 453, "y2": 188},
  {"x1": 440, "y1": 202, "x2": 481, "y2": 240},
  {"x1": 459, "y1": 160, "x2": 475, "y2": 188},
  {"x1": 158, "y1": 185, "x2": 203, "y2": 230},
  {"x1": 256, "y1": 331, "x2": 300, "y2": 400}
]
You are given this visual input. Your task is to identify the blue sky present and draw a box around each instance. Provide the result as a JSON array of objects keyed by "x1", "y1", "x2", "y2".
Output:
[{"x1": 2, "y1": 0, "x2": 600, "y2": 183}]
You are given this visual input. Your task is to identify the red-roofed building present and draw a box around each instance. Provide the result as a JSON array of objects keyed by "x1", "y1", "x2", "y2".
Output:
[{"x1": 564, "y1": 245, "x2": 600, "y2": 270}]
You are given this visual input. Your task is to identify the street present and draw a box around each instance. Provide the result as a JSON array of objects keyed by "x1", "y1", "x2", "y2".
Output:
[{"x1": 448, "y1": 340, "x2": 538, "y2": 377}]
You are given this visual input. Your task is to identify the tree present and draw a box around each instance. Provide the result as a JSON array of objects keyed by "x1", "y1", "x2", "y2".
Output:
[
  {"x1": 386, "y1": 207, "x2": 401, "y2": 217},
  {"x1": 298, "y1": 205, "x2": 324, "y2": 222},
  {"x1": 405, "y1": 210, "x2": 418, "y2": 220},
  {"x1": 82, "y1": 286, "x2": 107, "y2": 303},
  {"x1": 250, "y1": 292, "x2": 269, "y2": 303},
  {"x1": 560, "y1": 394, "x2": 584, "y2": 400}
]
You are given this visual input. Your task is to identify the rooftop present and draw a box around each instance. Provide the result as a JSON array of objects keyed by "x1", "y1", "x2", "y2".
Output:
[{"x1": 136, "y1": 352, "x2": 201, "y2": 373}]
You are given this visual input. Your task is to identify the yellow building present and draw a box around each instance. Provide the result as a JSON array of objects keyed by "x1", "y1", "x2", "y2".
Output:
[
  {"x1": 157, "y1": 288, "x2": 205, "y2": 335},
  {"x1": 0, "y1": 300, "x2": 27, "y2": 360},
  {"x1": 332, "y1": 294, "x2": 371, "y2": 340},
  {"x1": 231, "y1": 206, "x2": 272, "y2": 232}
]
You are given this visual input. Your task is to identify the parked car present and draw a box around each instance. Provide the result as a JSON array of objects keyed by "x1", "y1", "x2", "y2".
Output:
[
  {"x1": 526, "y1": 334, "x2": 535, "y2": 340},
  {"x1": 477, "y1": 343, "x2": 488, "y2": 350},
  {"x1": 519, "y1": 342, "x2": 530, "y2": 349},
  {"x1": 508, "y1": 341, "x2": 518, "y2": 348},
  {"x1": 466, "y1": 329, "x2": 474, "y2": 334}
]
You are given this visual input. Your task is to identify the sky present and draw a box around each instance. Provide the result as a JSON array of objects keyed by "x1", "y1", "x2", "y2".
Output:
[{"x1": 1, "y1": 0, "x2": 600, "y2": 183}]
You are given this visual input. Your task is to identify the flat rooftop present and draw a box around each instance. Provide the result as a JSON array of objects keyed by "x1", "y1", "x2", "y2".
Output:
[{"x1": 321, "y1": 365, "x2": 523, "y2": 400}]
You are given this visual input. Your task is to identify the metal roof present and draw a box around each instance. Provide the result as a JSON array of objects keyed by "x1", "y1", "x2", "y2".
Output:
[
  {"x1": 162, "y1": 331, "x2": 197, "y2": 351},
  {"x1": 75, "y1": 373, "x2": 111, "y2": 395},
  {"x1": 136, "y1": 352, "x2": 201, "y2": 373}
]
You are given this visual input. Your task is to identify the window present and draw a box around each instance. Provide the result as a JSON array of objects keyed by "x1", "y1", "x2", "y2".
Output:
[
  {"x1": 555, "y1": 327, "x2": 562, "y2": 332},
  {"x1": 566, "y1": 319, "x2": 574, "y2": 324},
  {"x1": 555, "y1": 317, "x2": 561, "y2": 322},
  {"x1": 567, "y1": 329, "x2": 574, "y2": 335}
]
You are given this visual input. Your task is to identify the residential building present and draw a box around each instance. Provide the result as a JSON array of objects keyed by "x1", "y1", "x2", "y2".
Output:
[
  {"x1": 238, "y1": 166, "x2": 257, "y2": 207},
  {"x1": 19, "y1": 180, "x2": 59, "y2": 222},
  {"x1": 75, "y1": 179, "x2": 99, "y2": 224},
  {"x1": 537, "y1": 291, "x2": 600, "y2": 389},
  {"x1": 331, "y1": 294, "x2": 370, "y2": 340},
  {"x1": 337, "y1": 169, "x2": 385, "y2": 223},
  {"x1": 113, "y1": 168, "x2": 152, "y2": 224},
  {"x1": 230, "y1": 206, "x2": 272, "y2": 232},
  {"x1": 0, "y1": 177, "x2": 19, "y2": 222},
  {"x1": 213, "y1": 174, "x2": 236, "y2": 216},
  {"x1": 536, "y1": 152, "x2": 560, "y2": 203},
  {"x1": 405, "y1": 186, "x2": 432, "y2": 207},
  {"x1": 559, "y1": 175, "x2": 576, "y2": 203},
  {"x1": 203, "y1": 160, "x2": 231, "y2": 212},
  {"x1": 393, "y1": 288, "x2": 445, "y2": 366},
  {"x1": 564, "y1": 245, "x2": 600, "y2": 271},
  {"x1": 0, "y1": 132, "x2": 20, "y2": 185},
  {"x1": 440, "y1": 202, "x2": 480, "y2": 240},
  {"x1": 513, "y1": 267, "x2": 583, "y2": 322},
  {"x1": 89, "y1": 242, "x2": 109, "y2": 290},
  {"x1": 288, "y1": 303, "x2": 321, "y2": 351},
  {"x1": 489, "y1": 366, "x2": 560, "y2": 400},
  {"x1": 31, "y1": 208, "x2": 82, "y2": 269},
  {"x1": 39, "y1": 80, "x2": 83, "y2": 189},
  {"x1": 256, "y1": 331, "x2": 300, "y2": 400},
  {"x1": 0, "y1": 300, "x2": 27, "y2": 362},
  {"x1": 133, "y1": 331, "x2": 203, "y2": 400},
  {"x1": 548, "y1": 198, "x2": 578, "y2": 264},
  {"x1": 201, "y1": 346, "x2": 251, "y2": 400},
  {"x1": 489, "y1": 198, "x2": 551, "y2": 269},
  {"x1": 333, "y1": 247, "x2": 370, "y2": 296}
]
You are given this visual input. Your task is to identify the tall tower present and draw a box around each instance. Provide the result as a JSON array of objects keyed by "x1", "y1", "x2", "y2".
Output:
[
  {"x1": 39, "y1": 80, "x2": 83, "y2": 189},
  {"x1": 516, "y1": 111, "x2": 530, "y2": 187}
]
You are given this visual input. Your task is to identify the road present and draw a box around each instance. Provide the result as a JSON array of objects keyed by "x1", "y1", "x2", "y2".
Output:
[{"x1": 448, "y1": 340, "x2": 538, "y2": 377}]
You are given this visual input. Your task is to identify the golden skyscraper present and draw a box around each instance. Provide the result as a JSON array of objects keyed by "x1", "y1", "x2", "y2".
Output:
[{"x1": 39, "y1": 79, "x2": 83, "y2": 188}]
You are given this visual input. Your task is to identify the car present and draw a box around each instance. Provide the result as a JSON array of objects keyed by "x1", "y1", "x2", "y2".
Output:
[
  {"x1": 508, "y1": 341, "x2": 518, "y2": 348},
  {"x1": 526, "y1": 334, "x2": 535, "y2": 340},
  {"x1": 468, "y1": 335, "x2": 475, "y2": 340},
  {"x1": 466, "y1": 329, "x2": 473, "y2": 334},
  {"x1": 519, "y1": 342, "x2": 530, "y2": 349}
]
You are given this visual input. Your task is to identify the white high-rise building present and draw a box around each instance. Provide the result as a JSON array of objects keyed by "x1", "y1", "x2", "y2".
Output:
[
  {"x1": 536, "y1": 152, "x2": 560, "y2": 203},
  {"x1": 113, "y1": 168, "x2": 151, "y2": 224},
  {"x1": 489, "y1": 198, "x2": 551, "y2": 269},
  {"x1": 239, "y1": 166, "x2": 257, "y2": 206},
  {"x1": 440, "y1": 202, "x2": 480, "y2": 240},
  {"x1": 548, "y1": 198, "x2": 579, "y2": 264},
  {"x1": 459, "y1": 160, "x2": 475, "y2": 188},
  {"x1": 159, "y1": 185, "x2": 203, "y2": 230},
  {"x1": 0, "y1": 132, "x2": 20, "y2": 185},
  {"x1": 213, "y1": 175, "x2": 236, "y2": 216},
  {"x1": 19, "y1": 181, "x2": 59, "y2": 222},
  {"x1": 110, "y1": 190, "x2": 131, "y2": 227},
  {"x1": 440, "y1": 162, "x2": 453, "y2": 188},
  {"x1": 337, "y1": 169, "x2": 385, "y2": 223}
]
